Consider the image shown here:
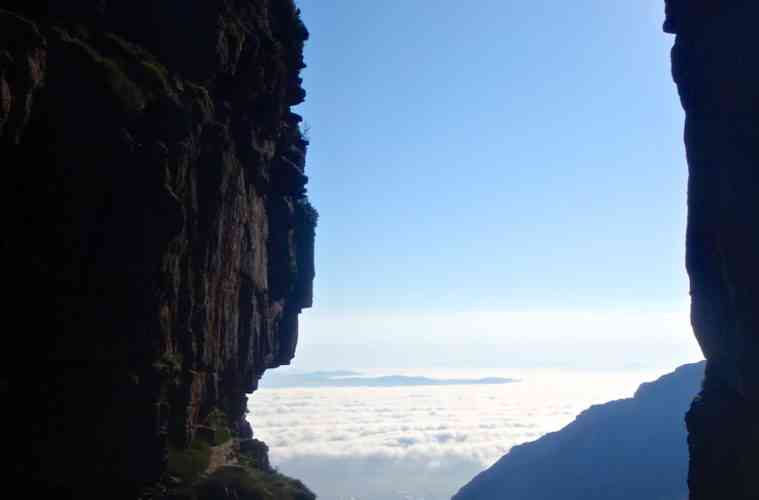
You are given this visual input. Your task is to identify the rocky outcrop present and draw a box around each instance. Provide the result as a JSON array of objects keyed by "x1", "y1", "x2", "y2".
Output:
[
  {"x1": 665, "y1": 2, "x2": 759, "y2": 498},
  {"x1": 453, "y1": 362, "x2": 704, "y2": 500},
  {"x1": 1, "y1": 1, "x2": 315, "y2": 497}
]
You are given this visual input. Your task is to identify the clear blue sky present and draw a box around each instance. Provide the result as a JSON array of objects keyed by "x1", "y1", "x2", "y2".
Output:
[{"x1": 288, "y1": 0, "x2": 702, "y2": 370}]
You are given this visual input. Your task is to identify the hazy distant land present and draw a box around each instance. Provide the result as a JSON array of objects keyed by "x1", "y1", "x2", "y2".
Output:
[{"x1": 260, "y1": 370, "x2": 519, "y2": 389}]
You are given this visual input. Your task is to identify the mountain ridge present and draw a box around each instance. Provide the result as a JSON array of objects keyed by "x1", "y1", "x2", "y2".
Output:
[
  {"x1": 261, "y1": 371, "x2": 518, "y2": 388},
  {"x1": 453, "y1": 362, "x2": 705, "y2": 500}
]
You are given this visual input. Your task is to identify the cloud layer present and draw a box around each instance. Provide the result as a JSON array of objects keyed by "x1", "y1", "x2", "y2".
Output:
[{"x1": 248, "y1": 369, "x2": 668, "y2": 500}]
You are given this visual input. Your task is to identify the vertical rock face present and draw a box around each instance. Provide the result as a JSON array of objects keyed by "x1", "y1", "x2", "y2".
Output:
[
  {"x1": 1, "y1": 1, "x2": 314, "y2": 497},
  {"x1": 666, "y1": 1, "x2": 759, "y2": 498}
]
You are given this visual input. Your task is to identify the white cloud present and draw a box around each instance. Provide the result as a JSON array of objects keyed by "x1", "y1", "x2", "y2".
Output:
[
  {"x1": 248, "y1": 368, "x2": 685, "y2": 499},
  {"x1": 271, "y1": 452, "x2": 485, "y2": 500}
]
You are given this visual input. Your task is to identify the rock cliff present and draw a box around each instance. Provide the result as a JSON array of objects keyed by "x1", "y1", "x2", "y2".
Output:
[
  {"x1": 1, "y1": 1, "x2": 315, "y2": 498},
  {"x1": 665, "y1": 1, "x2": 759, "y2": 498}
]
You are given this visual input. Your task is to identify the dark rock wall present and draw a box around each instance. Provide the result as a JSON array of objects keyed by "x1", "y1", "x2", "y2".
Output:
[
  {"x1": 0, "y1": 1, "x2": 314, "y2": 497},
  {"x1": 665, "y1": 1, "x2": 759, "y2": 498}
]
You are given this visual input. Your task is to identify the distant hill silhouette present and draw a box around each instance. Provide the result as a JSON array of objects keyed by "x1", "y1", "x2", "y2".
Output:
[
  {"x1": 453, "y1": 362, "x2": 705, "y2": 500},
  {"x1": 260, "y1": 371, "x2": 518, "y2": 388}
]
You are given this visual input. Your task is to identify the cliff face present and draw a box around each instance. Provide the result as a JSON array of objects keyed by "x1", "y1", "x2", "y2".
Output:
[
  {"x1": 665, "y1": 2, "x2": 759, "y2": 498},
  {"x1": 1, "y1": 1, "x2": 315, "y2": 497}
]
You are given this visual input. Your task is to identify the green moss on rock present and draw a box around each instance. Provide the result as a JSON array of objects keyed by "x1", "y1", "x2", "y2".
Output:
[
  {"x1": 52, "y1": 27, "x2": 146, "y2": 114},
  {"x1": 206, "y1": 408, "x2": 232, "y2": 446},
  {"x1": 167, "y1": 440, "x2": 212, "y2": 485},
  {"x1": 138, "y1": 60, "x2": 172, "y2": 94},
  {"x1": 50, "y1": 26, "x2": 183, "y2": 118},
  {"x1": 238, "y1": 439, "x2": 271, "y2": 471},
  {"x1": 99, "y1": 32, "x2": 175, "y2": 101},
  {"x1": 153, "y1": 351, "x2": 182, "y2": 375},
  {"x1": 195, "y1": 466, "x2": 316, "y2": 500}
]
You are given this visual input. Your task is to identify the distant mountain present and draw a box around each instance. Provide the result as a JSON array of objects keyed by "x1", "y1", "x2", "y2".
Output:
[
  {"x1": 260, "y1": 371, "x2": 519, "y2": 388},
  {"x1": 453, "y1": 362, "x2": 705, "y2": 500}
]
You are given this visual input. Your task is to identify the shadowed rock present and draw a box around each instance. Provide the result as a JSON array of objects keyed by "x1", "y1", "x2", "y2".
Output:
[
  {"x1": 1, "y1": 2, "x2": 315, "y2": 497},
  {"x1": 665, "y1": 2, "x2": 759, "y2": 498}
]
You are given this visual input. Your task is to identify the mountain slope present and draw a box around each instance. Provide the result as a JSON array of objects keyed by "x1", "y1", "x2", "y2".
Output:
[{"x1": 453, "y1": 362, "x2": 705, "y2": 500}]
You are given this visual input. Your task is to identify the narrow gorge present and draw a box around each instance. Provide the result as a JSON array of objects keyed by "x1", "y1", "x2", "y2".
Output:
[
  {"x1": 1, "y1": 1, "x2": 315, "y2": 498},
  {"x1": 4, "y1": 1, "x2": 759, "y2": 499}
]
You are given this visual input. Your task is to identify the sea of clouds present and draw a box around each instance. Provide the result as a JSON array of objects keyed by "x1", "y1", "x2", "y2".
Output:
[{"x1": 248, "y1": 368, "x2": 666, "y2": 500}]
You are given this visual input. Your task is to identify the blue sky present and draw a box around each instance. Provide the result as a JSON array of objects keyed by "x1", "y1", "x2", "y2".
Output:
[{"x1": 289, "y1": 1, "x2": 702, "y2": 370}]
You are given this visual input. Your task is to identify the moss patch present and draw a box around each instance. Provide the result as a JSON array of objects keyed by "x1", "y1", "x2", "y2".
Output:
[
  {"x1": 184, "y1": 80, "x2": 212, "y2": 107},
  {"x1": 100, "y1": 32, "x2": 175, "y2": 101},
  {"x1": 139, "y1": 60, "x2": 172, "y2": 95},
  {"x1": 50, "y1": 27, "x2": 183, "y2": 117},
  {"x1": 238, "y1": 439, "x2": 271, "y2": 471},
  {"x1": 167, "y1": 439, "x2": 212, "y2": 484},
  {"x1": 206, "y1": 408, "x2": 232, "y2": 446},
  {"x1": 52, "y1": 27, "x2": 146, "y2": 114},
  {"x1": 153, "y1": 351, "x2": 183, "y2": 379},
  {"x1": 195, "y1": 466, "x2": 316, "y2": 500}
]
